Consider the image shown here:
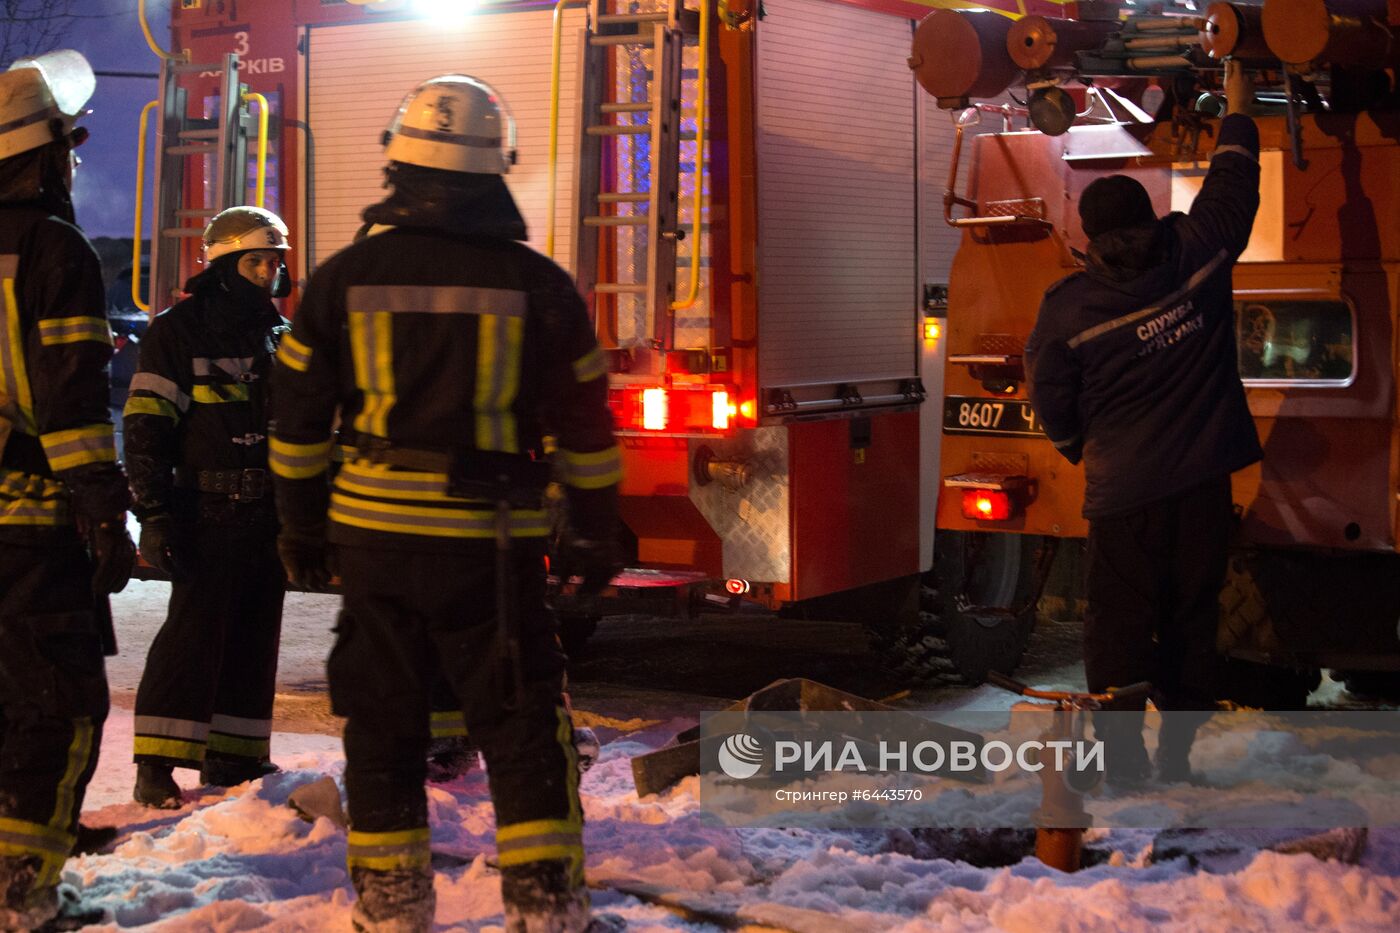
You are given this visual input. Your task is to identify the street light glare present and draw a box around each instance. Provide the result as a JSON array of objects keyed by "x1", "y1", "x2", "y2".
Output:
[{"x1": 414, "y1": 0, "x2": 479, "y2": 24}]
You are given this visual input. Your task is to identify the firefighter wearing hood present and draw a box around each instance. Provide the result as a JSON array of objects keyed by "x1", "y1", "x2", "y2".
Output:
[
  {"x1": 124, "y1": 206, "x2": 292, "y2": 808},
  {"x1": 0, "y1": 50, "x2": 134, "y2": 930},
  {"x1": 271, "y1": 75, "x2": 620, "y2": 932}
]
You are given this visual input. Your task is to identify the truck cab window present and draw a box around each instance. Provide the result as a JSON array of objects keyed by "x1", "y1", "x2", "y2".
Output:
[{"x1": 1235, "y1": 298, "x2": 1355, "y2": 386}]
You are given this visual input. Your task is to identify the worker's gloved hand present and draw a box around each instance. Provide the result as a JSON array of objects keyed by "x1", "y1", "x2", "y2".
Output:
[
  {"x1": 138, "y1": 514, "x2": 193, "y2": 582},
  {"x1": 278, "y1": 528, "x2": 335, "y2": 592},
  {"x1": 564, "y1": 536, "x2": 623, "y2": 598},
  {"x1": 88, "y1": 517, "x2": 135, "y2": 594}
]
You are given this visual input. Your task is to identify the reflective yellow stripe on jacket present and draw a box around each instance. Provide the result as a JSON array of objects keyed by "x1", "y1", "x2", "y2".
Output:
[
  {"x1": 344, "y1": 284, "x2": 528, "y2": 452},
  {"x1": 268, "y1": 436, "x2": 333, "y2": 480},
  {"x1": 0, "y1": 254, "x2": 36, "y2": 433},
  {"x1": 40, "y1": 423, "x2": 116, "y2": 471},
  {"x1": 37, "y1": 315, "x2": 113, "y2": 347},
  {"x1": 0, "y1": 469, "x2": 68, "y2": 527},
  {"x1": 557, "y1": 446, "x2": 622, "y2": 490}
]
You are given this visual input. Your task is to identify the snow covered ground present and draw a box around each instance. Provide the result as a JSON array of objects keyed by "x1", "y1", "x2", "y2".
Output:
[{"x1": 66, "y1": 582, "x2": 1400, "y2": 930}]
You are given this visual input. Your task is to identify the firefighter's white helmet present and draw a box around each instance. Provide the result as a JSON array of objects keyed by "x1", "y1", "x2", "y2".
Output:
[
  {"x1": 0, "y1": 50, "x2": 95, "y2": 160},
  {"x1": 202, "y1": 206, "x2": 291, "y2": 263},
  {"x1": 382, "y1": 75, "x2": 516, "y2": 175}
]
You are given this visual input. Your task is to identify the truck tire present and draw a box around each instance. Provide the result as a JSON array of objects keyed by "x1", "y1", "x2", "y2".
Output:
[
  {"x1": 1217, "y1": 552, "x2": 1321, "y2": 709},
  {"x1": 875, "y1": 532, "x2": 1046, "y2": 685}
]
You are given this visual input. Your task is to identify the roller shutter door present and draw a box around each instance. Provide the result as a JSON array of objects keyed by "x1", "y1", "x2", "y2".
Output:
[
  {"x1": 306, "y1": 8, "x2": 583, "y2": 270},
  {"x1": 755, "y1": 0, "x2": 919, "y2": 391}
]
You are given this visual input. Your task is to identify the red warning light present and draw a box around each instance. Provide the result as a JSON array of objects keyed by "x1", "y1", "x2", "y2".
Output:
[
  {"x1": 725, "y1": 578, "x2": 750, "y2": 595},
  {"x1": 961, "y1": 489, "x2": 1012, "y2": 521}
]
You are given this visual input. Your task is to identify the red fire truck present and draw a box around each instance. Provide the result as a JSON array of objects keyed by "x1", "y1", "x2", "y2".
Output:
[
  {"x1": 908, "y1": 0, "x2": 1400, "y2": 701},
  {"x1": 142, "y1": 0, "x2": 1077, "y2": 664}
]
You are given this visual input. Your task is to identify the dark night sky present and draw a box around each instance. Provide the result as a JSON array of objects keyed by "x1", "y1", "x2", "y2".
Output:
[{"x1": 21, "y1": 0, "x2": 173, "y2": 238}]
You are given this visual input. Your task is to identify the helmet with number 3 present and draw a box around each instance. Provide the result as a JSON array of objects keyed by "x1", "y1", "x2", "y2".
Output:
[
  {"x1": 202, "y1": 206, "x2": 290, "y2": 263},
  {"x1": 382, "y1": 75, "x2": 516, "y2": 175}
]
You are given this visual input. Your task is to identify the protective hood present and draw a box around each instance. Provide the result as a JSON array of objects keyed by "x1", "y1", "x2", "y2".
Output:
[
  {"x1": 0, "y1": 141, "x2": 75, "y2": 222},
  {"x1": 361, "y1": 162, "x2": 526, "y2": 241},
  {"x1": 183, "y1": 254, "x2": 280, "y2": 331},
  {"x1": 1083, "y1": 220, "x2": 1171, "y2": 286}
]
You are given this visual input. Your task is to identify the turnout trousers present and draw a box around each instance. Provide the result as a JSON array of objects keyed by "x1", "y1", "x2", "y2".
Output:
[
  {"x1": 332, "y1": 541, "x2": 585, "y2": 923},
  {"x1": 133, "y1": 522, "x2": 285, "y2": 771},
  {"x1": 0, "y1": 536, "x2": 108, "y2": 914},
  {"x1": 1084, "y1": 477, "x2": 1232, "y2": 769}
]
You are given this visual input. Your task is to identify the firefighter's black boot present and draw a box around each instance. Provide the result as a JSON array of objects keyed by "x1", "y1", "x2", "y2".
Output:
[
  {"x1": 200, "y1": 756, "x2": 280, "y2": 788},
  {"x1": 502, "y1": 862, "x2": 590, "y2": 933},
  {"x1": 133, "y1": 763, "x2": 183, "y2": 809},
  {"x1": 0, "y1": 855, "x2": 55, "y2": 931},
  {"x1": 35, "y1": 885, "x2": 109, "y2": 932},
  {"x1": 349, "y1": 866, "x2": 435, "y2": 933}
]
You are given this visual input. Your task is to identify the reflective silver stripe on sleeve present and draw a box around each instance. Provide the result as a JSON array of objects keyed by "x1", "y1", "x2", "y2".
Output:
[
  {"x1": 129, "y1": 372, "x2": 191, "y2": 411},
  {"x1": 1212, "y1": 144, "x2": 1258, "y2": 164},
  {"x1": 347, "y1": 285, "x2": 527, "y2": 317},
  {"x1": 1052, "y1": 435, "x2": 1081, "y2": 450},
  {"x1": 1067, "y1": 250, "x2": 1227, "y2": 349}
]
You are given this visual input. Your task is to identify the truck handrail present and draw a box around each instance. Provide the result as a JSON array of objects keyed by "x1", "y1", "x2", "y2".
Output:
[
  {"x1": 944, "y1": 103, "x2": 1051, "y2": 229},
  {"x1": 242, "y1": 91, "x2": 271, "y2": 208},
  {"x1": 546, "y1": 0, "x2": 590, "y2": 260},
  {"x1": 139, "y1": 0, "x2": 186, "y2": 62},
  {"x1": 132, "y1": 99, "x2": 158, "y2": 314},
  {"x1": 670, "y1": 0, "x2": 709, "y2": 312}
]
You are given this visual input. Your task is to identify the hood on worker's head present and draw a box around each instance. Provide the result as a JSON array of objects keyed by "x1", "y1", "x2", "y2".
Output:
[{"x1": 361, "y1": 161, "x2": 526, "y2": 241}]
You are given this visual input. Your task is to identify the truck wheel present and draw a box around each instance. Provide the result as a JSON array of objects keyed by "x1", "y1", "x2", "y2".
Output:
[
  {"x1": 1217, "y1": 553, "x2": 1321, "y2": 709},
  {"x1": 933, "y1": 531, "x2": 1046, "y2": 684},
  {"x1": 875, "y1": 532, "x2": 1045, "y2": 685},
  {"x1": 558, "y1": 612, "x2": 600, "y2": 657}
]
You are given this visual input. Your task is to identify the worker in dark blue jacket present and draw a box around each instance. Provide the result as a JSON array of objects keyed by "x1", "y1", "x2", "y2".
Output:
[{"x1": 1025, "y1": 62, "x2": 1262, "y2": 784}]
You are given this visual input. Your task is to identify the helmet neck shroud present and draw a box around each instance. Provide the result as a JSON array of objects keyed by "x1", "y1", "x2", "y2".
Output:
[
  {"x1": 362, "y1": 161, "x2": 527, "y2": 241},
  {"x1": 0, "y1": 140, "x2": 76, "y2": 222}
]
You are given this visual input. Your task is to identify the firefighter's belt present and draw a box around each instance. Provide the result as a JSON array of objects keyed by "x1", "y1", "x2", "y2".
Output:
[
  {"x1": 173, "y1": 467, "x2": 268, "y2": 500},
  {"x1": 354, "y1": 437, "x2": 452, "y2": 473},
  {"x1": 353, "y1": 436, "x2": 551, "y2": 509}
]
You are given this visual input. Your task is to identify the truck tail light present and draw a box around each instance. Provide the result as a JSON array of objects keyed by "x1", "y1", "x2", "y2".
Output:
[
  {"x1": 712, "y1": 390, "x2": 736, "y2": 431},
  {"x1": 641, "y1": 388, "x2": 668, "y2": 431},
  {"x1": 611, "y1": 385, "x2": 750, "y2": 434},
  {"x1": 961, "y1": 489, "x2": 1012, "y2": 521},
  {"x1": 944, "y1": 471, "x2": 1033, "y2": 522}
]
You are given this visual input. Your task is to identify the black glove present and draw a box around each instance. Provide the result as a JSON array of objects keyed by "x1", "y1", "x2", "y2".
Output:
[
  {"x1": 278, "y1": 528, "x2": 335, "y2": 592},
  {"x1": 138, "y1": 514, "x2": 193, "y2": 581},
  {"x1": 565, "y1": 537, "x2": 623, "y2": 598},
  {"x1": 88, "y1": 517, "x2": 135, "y2": 594}
]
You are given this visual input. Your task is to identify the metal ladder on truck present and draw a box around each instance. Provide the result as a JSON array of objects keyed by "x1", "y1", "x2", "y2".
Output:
[
  {"x1": 568, "y1": 0, "x2": 701, "y2": 368},
  {"x1": 134, "y1": 53, "x2": 259, "y2": 314}
]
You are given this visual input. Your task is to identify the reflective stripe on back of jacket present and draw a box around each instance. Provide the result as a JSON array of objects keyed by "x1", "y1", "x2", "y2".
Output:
[{"x1": 272, "y1": 228, "x2": 619, "y2": 550}]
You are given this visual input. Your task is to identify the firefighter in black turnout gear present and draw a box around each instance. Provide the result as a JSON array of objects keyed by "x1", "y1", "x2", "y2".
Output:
[
  {"x1": 0, "y1": 50, "x2": 134, "y2": 930},
  {"x1": 125, "y1": 207, "x2": 293, "y2": 808},
  {"x1": 272, "y1": 76, "x2": 621, "y2": 933},
  {"x1": 1025, "y1": 63, "x2": 1262, "y2": 784}
]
